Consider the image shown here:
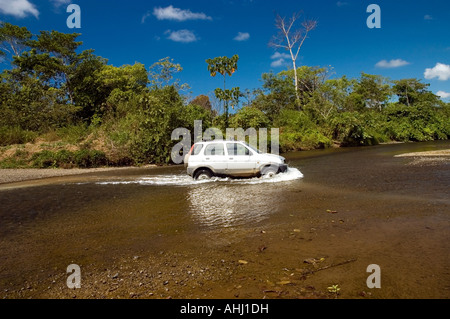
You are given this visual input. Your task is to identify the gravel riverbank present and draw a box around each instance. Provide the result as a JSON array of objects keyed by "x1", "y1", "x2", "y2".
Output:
[
  {"x1": 0, "y1": 168, "x2": 122, "y2": 184},
  {"x1": 0, "y1": 167, "x2": 160, "y2": 185}
]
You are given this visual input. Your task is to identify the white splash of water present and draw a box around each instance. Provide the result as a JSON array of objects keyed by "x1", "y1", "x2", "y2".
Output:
[{"x1": 95, "y1": 168, "x2": 303, "y2": 186}]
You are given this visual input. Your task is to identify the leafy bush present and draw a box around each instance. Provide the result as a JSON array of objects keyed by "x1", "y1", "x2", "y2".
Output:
[
  {"x1": 31, "y1": 150, "x2": 58, "y2": 168},
  {"x1": 0, "y1": 126, "x2": 37, "y2": 146},
  {"x1": 230, "y1": 107, "x2": 270, "y2": 130},
  {"x1": 55, "y1": 124, "x2": 91, "y2": 144},
  {"x1": 73, "y1": 150, "x2": 108, "y2": 168},
  {"x1": 280, "y1": 130, "x2": 332, "y2": 151},
  {"x1": 0, "y1": 158, "x2": 28, "y2": 169},
  {"x1": 100, "y1": 86, "x2": 188, "y2": 165},
  {"x1": 276, "y1": 109, "x2": 332, "y2": 151},
  {"x1": 383, "y1": 103, "x2": 450, "y2": 142},
  {"x1": 331, "y1": 112, "x2": 380, "y2": 146},
  {"x1": 31, "y1": 150, "x2": 107, "y2": 168}
]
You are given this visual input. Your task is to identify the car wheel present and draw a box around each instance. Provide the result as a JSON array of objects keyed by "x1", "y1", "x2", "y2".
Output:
[
  {"x1": 195, "y1": 169, "x2": 213, "y2": 180},
  {"x1": 261, "y1": 166, "x2": 278, "y2": 178}
]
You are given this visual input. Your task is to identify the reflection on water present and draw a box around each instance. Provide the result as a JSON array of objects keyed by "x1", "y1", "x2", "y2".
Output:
[
  {"x1": 186, "y1": 169, "x2": 303, "y2": 227},
  {"x1": 187, "y1": 184, "x2": 273, "y2": 228},
  {"x1": 92, "y1": 168, "x2": 304, "y2": 228}
]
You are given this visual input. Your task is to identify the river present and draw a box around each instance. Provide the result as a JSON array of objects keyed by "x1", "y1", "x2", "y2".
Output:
[{"x1": 0, "y1": 141, "x2": 449, "y2": 299}]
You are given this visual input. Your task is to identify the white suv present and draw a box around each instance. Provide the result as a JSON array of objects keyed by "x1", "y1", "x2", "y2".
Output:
[{"x1": 185, "y1": 140, "x2": 288, "y2": 180}]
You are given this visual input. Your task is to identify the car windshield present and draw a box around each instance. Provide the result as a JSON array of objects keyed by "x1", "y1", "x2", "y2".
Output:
[{"x1": 244, "y1": 143, "x2": 262, "y2": 154}]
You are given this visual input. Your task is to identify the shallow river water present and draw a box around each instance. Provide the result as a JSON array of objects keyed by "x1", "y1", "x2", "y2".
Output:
[{"x1": 0, "y1": 141, "x2": 449, "y2": 299}]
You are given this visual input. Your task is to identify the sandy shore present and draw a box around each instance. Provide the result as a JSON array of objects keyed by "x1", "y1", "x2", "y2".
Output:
[
  {"x1": 395, "y1": 149, "x2": 450, "y2": 157},
  {"x1": 394, "y1": 149, "x2": 450, "y2": 166}
]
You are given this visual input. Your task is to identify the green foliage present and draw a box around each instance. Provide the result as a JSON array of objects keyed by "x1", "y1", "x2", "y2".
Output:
[
  {"x1": 0, "y1": 23, "x2": 449, "y2": 168},
  {"x1": 181, "y1": 103, "x2": 213, "y2": 129},
  {"x1": 206, "y1": 55, "x2": 240, "y2": 126},
  {"x1": 149, "y1": 57, "x2": 188, "y2": 90},
  {"x1": 230, "y1": 107, "x2": 270, "y2": 130},
  {"x1": 280, "y1": 130, "x2": 332, "y2": 151},
  {"x1": 55, "y1": 123, "x2": 91, "y2": 144},
  {"x1": 214, "y1": 87, "x2": 241, "y2": 111},
  {"x1": 98, "y1": 63, "x2": 148, "y2": 94},
  {"x1": 256, "y1": 67, "x2": 449, "y2": 150},
  {"x1": 330, "y1": 111, "x2": 379, "y2": 146},
  {"x1": 254, "y1": 71, "x2": 297, "y2": 119},
  {"x1": 31, "y1": 149, "x2": 107, "y2": 168},
  {"x1": 206, "y1": 55, "x2": 239, "y2": 77},
  {"x1": 0, "y1": 74, "x2": 79, "y2": 131},
  {"x1": 0, "y1": 22, "x2": 32, "y2": 59},
  {"x1": 392, "y1": 78, "x2": 430, "y2": 106},
  {"x1": 383, "y1": 102, "x2": 449, "y2": 141},
  {"x1": 276, "y1": 109, "x2": 332, "y2": 150},
  {"x1": 0, "y1": 157, "x2": 28, "y2": 169},
  {"x1": 100, "y1": 85, "x2": 189, "y2": 165},
  {"x1": 354, "y1": 73, "x2": 391, "y2": 111},
  {"x1": 0, "y1": 126, "x2": 37, "y2": 146},
  {"x1": 0, "y1": 148, "x2": 30, "y2": 168},
  {"x1": 70, "y1": 51, "x2": 108, "y2": 120}
]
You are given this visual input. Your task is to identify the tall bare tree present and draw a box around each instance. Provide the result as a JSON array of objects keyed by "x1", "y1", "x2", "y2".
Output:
[{"x1": 269, "y1": 12, "x2": 317, "y2": 109}]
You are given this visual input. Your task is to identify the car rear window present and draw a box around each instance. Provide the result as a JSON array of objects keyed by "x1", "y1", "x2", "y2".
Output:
[
  {"x1": 193, "y1": 144, "x2": 203, "y2": 155},
  {"x1": 204, "y1": 143, "x2": 225, "y2": 156}
]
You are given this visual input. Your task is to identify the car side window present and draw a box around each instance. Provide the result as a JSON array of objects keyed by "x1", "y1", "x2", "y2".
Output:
[
  {"x1": 205, "y1": 143, "x2": 224, "y2": 156},
  {"x1": 227, "y1": 143, "x2": 250, "y2": 156}
]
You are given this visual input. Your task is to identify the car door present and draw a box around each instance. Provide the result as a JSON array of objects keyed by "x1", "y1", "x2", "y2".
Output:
[
  {"x1": 203, "y1": 143, "x2": 227, "y2": 174},
  {"x1": 226, "y1": 143, "x2": 256, "y2": 176}
]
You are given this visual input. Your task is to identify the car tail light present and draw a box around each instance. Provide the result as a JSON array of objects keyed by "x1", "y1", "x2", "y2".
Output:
[{"x1": 188, "y1": 144, "x2": 194, "y2": 155}]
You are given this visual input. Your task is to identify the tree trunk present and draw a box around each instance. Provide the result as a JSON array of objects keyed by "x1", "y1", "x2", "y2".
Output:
[
  {"x1": 223, "y1": 75, "x2": 228, "y2": 128},
  {"x1": 290, "y1": 51, "x2": 301, "y2": 110}
]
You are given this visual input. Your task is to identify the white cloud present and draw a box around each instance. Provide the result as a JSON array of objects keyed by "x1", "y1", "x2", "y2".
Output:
[
  {"x1": 141, "y1": 11, "x2": 152, "y2": 24},
  {"x1": 270, "y1": 52, "x2": 291, "y2": 68},
  {"x1": 153, "y1": 5, "x2": 212, "y2": 22},
  {"x1": 375, "y1": 59, "x2": 410, "y2": 68},
  {"x1": 234, "y1": 32, "x2": 250, "y2": 41},
  {"x1": 336, "y1": 1, "x2": 349, "y2": 7},
  {"x1": 0, "y1": 0, "x2": 39, "y2": 18},
  {"x1": 424, "y1": 63, "x2": 450, "y2": 81},
  {"x1": 50, "y1": 0, "x2": 71, "y2": 7},
  {"x1": 436, "y1": 91, "x2": 450, "y2": 99},
  {"x1": 165, "y1": 29, "x2": 197, "y2": 43},
  {"x1": 271, "y1": 52, "x2": 291, "y2": 60},
  {"x1": 424, "y1": 14, "x2": 433, "y2": 20},
  {"x1": 271, "y1": 59, "x2": 287, "y2": 68}
]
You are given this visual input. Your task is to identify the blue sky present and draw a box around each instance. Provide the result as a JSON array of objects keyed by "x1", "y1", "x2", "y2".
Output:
[{"x1": 1, "y1": 0, "x2": 449, "y2": 101}]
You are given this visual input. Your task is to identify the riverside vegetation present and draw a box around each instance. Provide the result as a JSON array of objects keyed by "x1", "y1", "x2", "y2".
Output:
[{"x1": 0, "y1": 23, "x2": 449, "y2": 169}]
